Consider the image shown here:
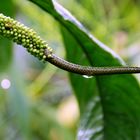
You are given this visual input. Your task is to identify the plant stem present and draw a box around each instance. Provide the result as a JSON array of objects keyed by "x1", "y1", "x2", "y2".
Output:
[{"x1": 0, "y1": 13, "x2": 140, "y2": 76}]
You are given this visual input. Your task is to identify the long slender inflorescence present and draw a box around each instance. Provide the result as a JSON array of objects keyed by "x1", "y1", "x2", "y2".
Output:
[
  {"x1": 0, "y1": 13, "x2": 53, "y2": 61},
  {"x1": 1, "y1": 13, "x2": 140, "y2": 76}
]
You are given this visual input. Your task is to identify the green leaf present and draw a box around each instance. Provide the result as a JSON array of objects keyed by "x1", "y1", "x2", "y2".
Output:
[
  {"x1": 61, "y1": 27, "x2": 103, "y2": 140},
  {"x1": 28, "y1": 0, "x2": 140, "y2": 139},
  {"x1": 0, "y1": 0, "x2": 15, "y2": 72}
]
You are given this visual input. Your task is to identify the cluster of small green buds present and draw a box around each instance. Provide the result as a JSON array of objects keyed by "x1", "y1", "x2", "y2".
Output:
[{"x1": 0, "y1": 13, "x2": 53, "y2": 61}]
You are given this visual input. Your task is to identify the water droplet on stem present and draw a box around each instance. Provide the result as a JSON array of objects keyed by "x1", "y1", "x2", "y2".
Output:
[{"x1": 83, "y1": 75, "x2": 93, "y2": 79}]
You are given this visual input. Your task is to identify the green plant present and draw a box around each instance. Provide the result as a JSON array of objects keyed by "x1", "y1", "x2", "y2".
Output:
[
  {"x1": 0, "y1": 0, "x2": 140, "y2": 140},
  {"x1": 1, "y1": 13, "x2": 140, "y2": 76}
]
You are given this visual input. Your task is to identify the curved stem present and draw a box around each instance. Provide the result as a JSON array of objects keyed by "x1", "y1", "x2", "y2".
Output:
[
  {"x1": 45, "y1": 52, "x2": 140, "y2": 76},
  {"x1": 0, "y1": 13, "x2": 140, "y2": 76}
]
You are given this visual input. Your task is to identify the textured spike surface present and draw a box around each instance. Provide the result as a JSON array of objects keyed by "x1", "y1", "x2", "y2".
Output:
[
  {"x1": 1, "y1": 13, "x2": 140, "y2": 76},
  {"x1": 0, "y1": 13, "x2": 53, "y2": 61}
]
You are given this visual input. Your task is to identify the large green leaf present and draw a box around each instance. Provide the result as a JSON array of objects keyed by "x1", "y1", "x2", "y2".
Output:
[
  {"x1": 61, "y1": 27, "x2": 103, "y2": 140},
  {"x1": 28, "y1": 0, "x2": 140, "y2": 139},
  {"x1": 0, "y1": 0, "x2": 14, "y2": 72}
]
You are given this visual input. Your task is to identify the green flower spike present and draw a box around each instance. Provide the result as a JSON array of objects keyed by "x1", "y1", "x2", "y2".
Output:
[
  {"x1": 1, "y1": 14, "x2": 140, "y2": 76},
  {"x1": 0, "y1": 13, "x2": 53, "y2": 61}
]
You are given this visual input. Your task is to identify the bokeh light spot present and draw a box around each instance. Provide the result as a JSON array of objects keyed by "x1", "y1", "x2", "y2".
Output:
[{"x1": 1, "y1": 79, "x2": 11, "y2": 89}]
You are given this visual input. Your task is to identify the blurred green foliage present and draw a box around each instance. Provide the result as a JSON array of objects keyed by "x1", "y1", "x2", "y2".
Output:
[
  {"x1": 0, "y1": 0, "x2": 15, "y2": 72},
  {"x1": 0, "y1": 0, "x2": 140, "y2": 139}
]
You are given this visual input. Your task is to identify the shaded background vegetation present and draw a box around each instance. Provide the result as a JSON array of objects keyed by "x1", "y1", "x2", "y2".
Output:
[{"x1": 0, "y1": 0, "x2": 140, "y2": 139}]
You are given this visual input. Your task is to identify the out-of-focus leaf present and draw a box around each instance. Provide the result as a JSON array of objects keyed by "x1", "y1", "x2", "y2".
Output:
[
  {"x1": 28, "y1": 0, "x2": 140, "y2": 140},
  {"x1": 0, "y1": 0, "x2": 14, "y2": 72},
  {"x1": 8, "y1": 65, "x2": 31, "y2": 139},
  {"x1": 31, "y1": 103, "x2": 75, "y2": 140}
]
